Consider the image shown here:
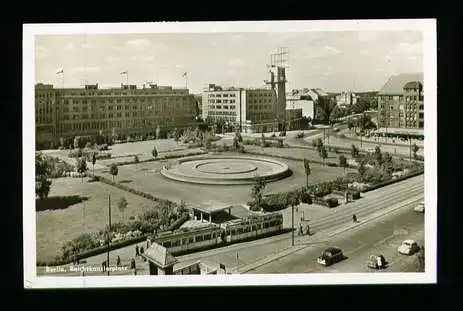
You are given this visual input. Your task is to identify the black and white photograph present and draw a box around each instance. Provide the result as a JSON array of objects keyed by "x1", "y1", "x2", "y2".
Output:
[{"x1": 23, "y1": 20, "x2": 437, "y2": 288}]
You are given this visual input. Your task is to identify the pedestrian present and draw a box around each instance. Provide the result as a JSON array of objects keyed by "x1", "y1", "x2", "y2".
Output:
[
  {"x1": 140, "y1": 246, "x2": 144, "y2": 255},
  {"x1": 305, "y1": 224, "x2": 310, "y2": 236},
  {"x1": 146, "y1": 239, "x2": 150, "y2": 249},
  {"x1": 352, "y1": 213, "x2": 358, "y2": 223},
  {"x1": 135, "y1": 245, "x2": 139, "y2": 257},
  {"x1": 116, "y1": 255, "x2": 121, "y2": 267},
  {"x1": 298, "y1": 223, "x2": 303, "y2": 236},
  {"x1": 130, "y1": 258, "x2": 136, "y2": 270},
  {"x1": 101, "y1": 260, "x2": 107, "y2": 273},
  {"x1": 80, "y1": 269, "x2": 86, "y2": 277},
  {"x1": 376, "y1": 256, "x2": 382, "y2": 269}
]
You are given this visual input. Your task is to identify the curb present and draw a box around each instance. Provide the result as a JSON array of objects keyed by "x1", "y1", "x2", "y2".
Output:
[{"x1": 235, "y1": 194, "x2": 423, "y2": 274}]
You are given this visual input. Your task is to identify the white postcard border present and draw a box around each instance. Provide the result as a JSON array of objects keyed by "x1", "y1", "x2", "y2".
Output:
[{"x1": 23, "y1": 19, "x2": 437, "y2": 288}]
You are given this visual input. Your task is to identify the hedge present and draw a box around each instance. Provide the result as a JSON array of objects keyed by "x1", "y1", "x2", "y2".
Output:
[
  {"x1": 107, "y1": 150, "x2": 206, "y2": 167},
  {"x1": 363, "y1": 169, "x2": 424, "y2": 192},
  {"x1": 95, "y1": 175, "x2": 175, "y2": 205}
]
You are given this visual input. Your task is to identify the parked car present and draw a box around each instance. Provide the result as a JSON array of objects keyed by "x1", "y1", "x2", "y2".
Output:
[
  {"x1": 367, "y1": 254, "x2": 388, "y2": 269},
  {"x1": 398, "y1": 240, "x2": 420, "y2": 255},
  {"x1": 414, "y1": 202, "x2": 425, "y2": 213},
  {"x1": 317, "y1": 247, "x2": 344, "y2": 266}
]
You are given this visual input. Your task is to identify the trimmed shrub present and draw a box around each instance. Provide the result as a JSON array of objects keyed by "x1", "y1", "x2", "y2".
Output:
[
  {"x1": 325, "y1": 197, "x2": 339, "y2": 208},
  {"x1": 301, "y1": 191, "x2": 312, "y2": 204},
  {"x1": 349, "y1": 190, "x2": 361, "y2": 200}
]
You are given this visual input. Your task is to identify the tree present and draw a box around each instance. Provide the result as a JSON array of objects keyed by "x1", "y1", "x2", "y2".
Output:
[
  {"x1": 412, "y1": 143, "x2": 419, "y2": 159},
  {"x1": 339, "y1": 154, "x2": 348, "y2": 172},
  {"x1": 261, "y1": 133, "x2": 266, "y2": 147},
  {"x1": 303, "y1": 158, "x2": 311, "y2": 188},
  {"x1": 173, "y1": 128, "x2": 181, "y2": 142},
  {"x1": 91, "y1": 152, "x2": 97, "y2": 176},
  {"x1": 316, "y1": 97, "x2": 337, "y2": 124},
  {"x1": 351, "y1": 144, "x2": 359, "y2": 158},
  {"x1": 236, "y1": 131, "x2": 243, "y2": 143},
  {"x1": 347, "y1": 120, "x2": 354, "y2": 134},
  {"x1": 152, "y1": 147, "x2": 158, "y2": 158},
  {"x1": 374, "y1": 146, "x2": 383, "y2": 166},
  {"x1": 330, "y1": 105, "x2": 347, "y2": 123},
  {"x1": 357, "y1": 159, "x2": 367, "y2": 180},
  {"x1": 320, "y1": 146, "x2": 328, "y2": 165},
  {"x1": 76, "y1": 157, "x2": 87, "y2": 183},
  {"x1": 233, "y1": 136, "x2": 239, "y2": 150},
  {"x1": 36, "y1": 152, "x2": 53, "y2": 200},
  {"x1": 382, "y1": 152, "x2": 394, "y2": 175},
  {"x1": 316, "y1": 138, "x2": 324, "y2": 154},
  {"x1": 118, "y1": 196, "x2": 128, "y2": 222},
  {"x1": 109, "y1": 163, "x2": 118, "y2": 182},
  {"x1": 251, "y1": 176, "x2": 266, "y2": 211}
]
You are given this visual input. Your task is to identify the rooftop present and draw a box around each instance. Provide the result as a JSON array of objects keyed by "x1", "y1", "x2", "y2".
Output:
[
  {"x1": 193, "y1": 201, "x2": 237, "y2": 214},
  {"x1": 143, "y1": 242, "x2": 178, "y2": 268},
  {"x1": 377, "y1": 73, "x2": 423, "y2": 95}
]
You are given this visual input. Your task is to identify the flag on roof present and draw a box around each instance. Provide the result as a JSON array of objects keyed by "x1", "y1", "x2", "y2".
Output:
[
  {"x1": 120, "y1": 70, "x2": 128, "y2": 75},
  {"x1": 182, "y1": 72, "x2": 187, "y2": 77},
  {"x1": 56, "y1": 68, "x2": 64, "y2": 74}
]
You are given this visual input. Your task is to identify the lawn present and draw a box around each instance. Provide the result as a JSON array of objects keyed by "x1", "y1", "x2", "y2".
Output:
[
  {"x1": 41, "y1": 139, "x2": 204, "y2": 171},
  {"x1": 97, "y1": 152, "x2": 346, "y2": 206},
  {"x1": 36, "y1": 177, "x2": 156, "y2": 262},
  {"x1": 244, "y1": 145, "x2": 349, "y2": 164}
]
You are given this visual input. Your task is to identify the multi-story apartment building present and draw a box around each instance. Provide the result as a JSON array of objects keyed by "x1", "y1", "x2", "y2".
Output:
[
  {"x1": 202, "y1": 84, "x2": 279, "y2": 133},
  {"x1": 286, "y1": 88, "x2": 331, "y2": 122},
  {"x1": 336, "y1": 90, "x2": 358, "y2": 107},
  {"x1": 377, "y1": 73, "x2": 424, "y2": 130},
  {"x1": 35, "y1": 82, "x2": 198, "y2": 149}
]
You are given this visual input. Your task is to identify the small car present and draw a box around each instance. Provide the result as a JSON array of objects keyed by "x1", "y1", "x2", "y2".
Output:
[
  {"x1": 367, "y1": 254, "x2": 388, "y2": 269},
  {"x1": 414, "y1": 202, "x2": 425, "y2": 213},
  {"x1": 317, "y1": 247, "x2": 344, "y2": 266},
  {"x1": 398, "y1": 240, "x2": 420, "y2": 255}
]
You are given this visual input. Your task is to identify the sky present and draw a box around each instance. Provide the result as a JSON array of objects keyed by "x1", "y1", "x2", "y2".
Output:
[{"x1": 35, "y1": 31, "x2": 423, "y2": 94}]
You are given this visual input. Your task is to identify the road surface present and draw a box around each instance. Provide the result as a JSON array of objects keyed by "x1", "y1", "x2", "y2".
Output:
[
  {"x1": 246, "y1": 204, "x2": 424, "y2": 274},
  {"x1": 37, "y1": 174, "x2": 423, "y2": 276}
]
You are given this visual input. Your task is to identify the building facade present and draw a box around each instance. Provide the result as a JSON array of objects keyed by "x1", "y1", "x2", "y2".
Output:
[
  {"x1": 336, "y1": 90, "x2": 358, "y2": 107},
  {"x1": 201, "y1": 84, "x2": 280, "y2": 133},
  {"x1": 35, "y1": 82, "x2": 198, "y2": 149},
  {"x1": 377, "y1": 73, "x2": 424, "y2": 130}
]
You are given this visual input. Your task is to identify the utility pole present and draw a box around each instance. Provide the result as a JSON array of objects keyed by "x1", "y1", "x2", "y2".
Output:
[
  {"x1": 107, "y1": 194, "x2": 111, "y2": 276},
  {"x1": 291, "y1": 204, "x2": 295, "y2": 246}
]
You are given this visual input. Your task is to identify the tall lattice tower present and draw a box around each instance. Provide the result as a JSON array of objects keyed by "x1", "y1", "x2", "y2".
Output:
[{"x1": 266, "y1": 47, "x2": 289, "y2": 130}]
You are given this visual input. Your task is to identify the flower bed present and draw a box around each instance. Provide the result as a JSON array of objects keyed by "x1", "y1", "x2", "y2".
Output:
[{"x1": 37, "y1": 204, "x2": 191, "y2": 266}]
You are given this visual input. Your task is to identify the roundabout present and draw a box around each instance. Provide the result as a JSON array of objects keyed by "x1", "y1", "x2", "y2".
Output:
[{"x1": 160, "y1": 156, "x2": 291, "y2": 185}]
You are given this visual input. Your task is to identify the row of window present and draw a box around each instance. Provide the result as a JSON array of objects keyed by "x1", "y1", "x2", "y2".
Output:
[
  {"x1": 207, "y1": 99, "x2": 237, "y2": 104},
  {"x1": 56, "y1": 118, "x2": 185, "y2": 133},
  {"x1": 208, "y1": 93, "x2": 237, "y2": 98},
  {"x1": 208, "y1": 105, "x2": 237, "y2": 110},
  {"x1": 60, "y1": 110, "x2": 194, "y2": 120},
  {"x1": 207, "y1": 111, "x2": 237, "y2": 116}
]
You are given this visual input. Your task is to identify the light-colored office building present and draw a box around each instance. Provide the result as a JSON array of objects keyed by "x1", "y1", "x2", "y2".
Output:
[
  {"x1": 35, "y1": 82, "x2": 198, "y2": 149},
  {"x1": 201, "y1": 84, "x2": 279, "y2": 133}
]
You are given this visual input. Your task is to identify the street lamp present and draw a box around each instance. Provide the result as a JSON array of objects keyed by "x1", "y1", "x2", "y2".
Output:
[
  {"x1": 107, "y1": 194, "x2": 112, "y2": 276},
  {"x1": 291, "y1": 203, "x2": 295, "y2": 246}
]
